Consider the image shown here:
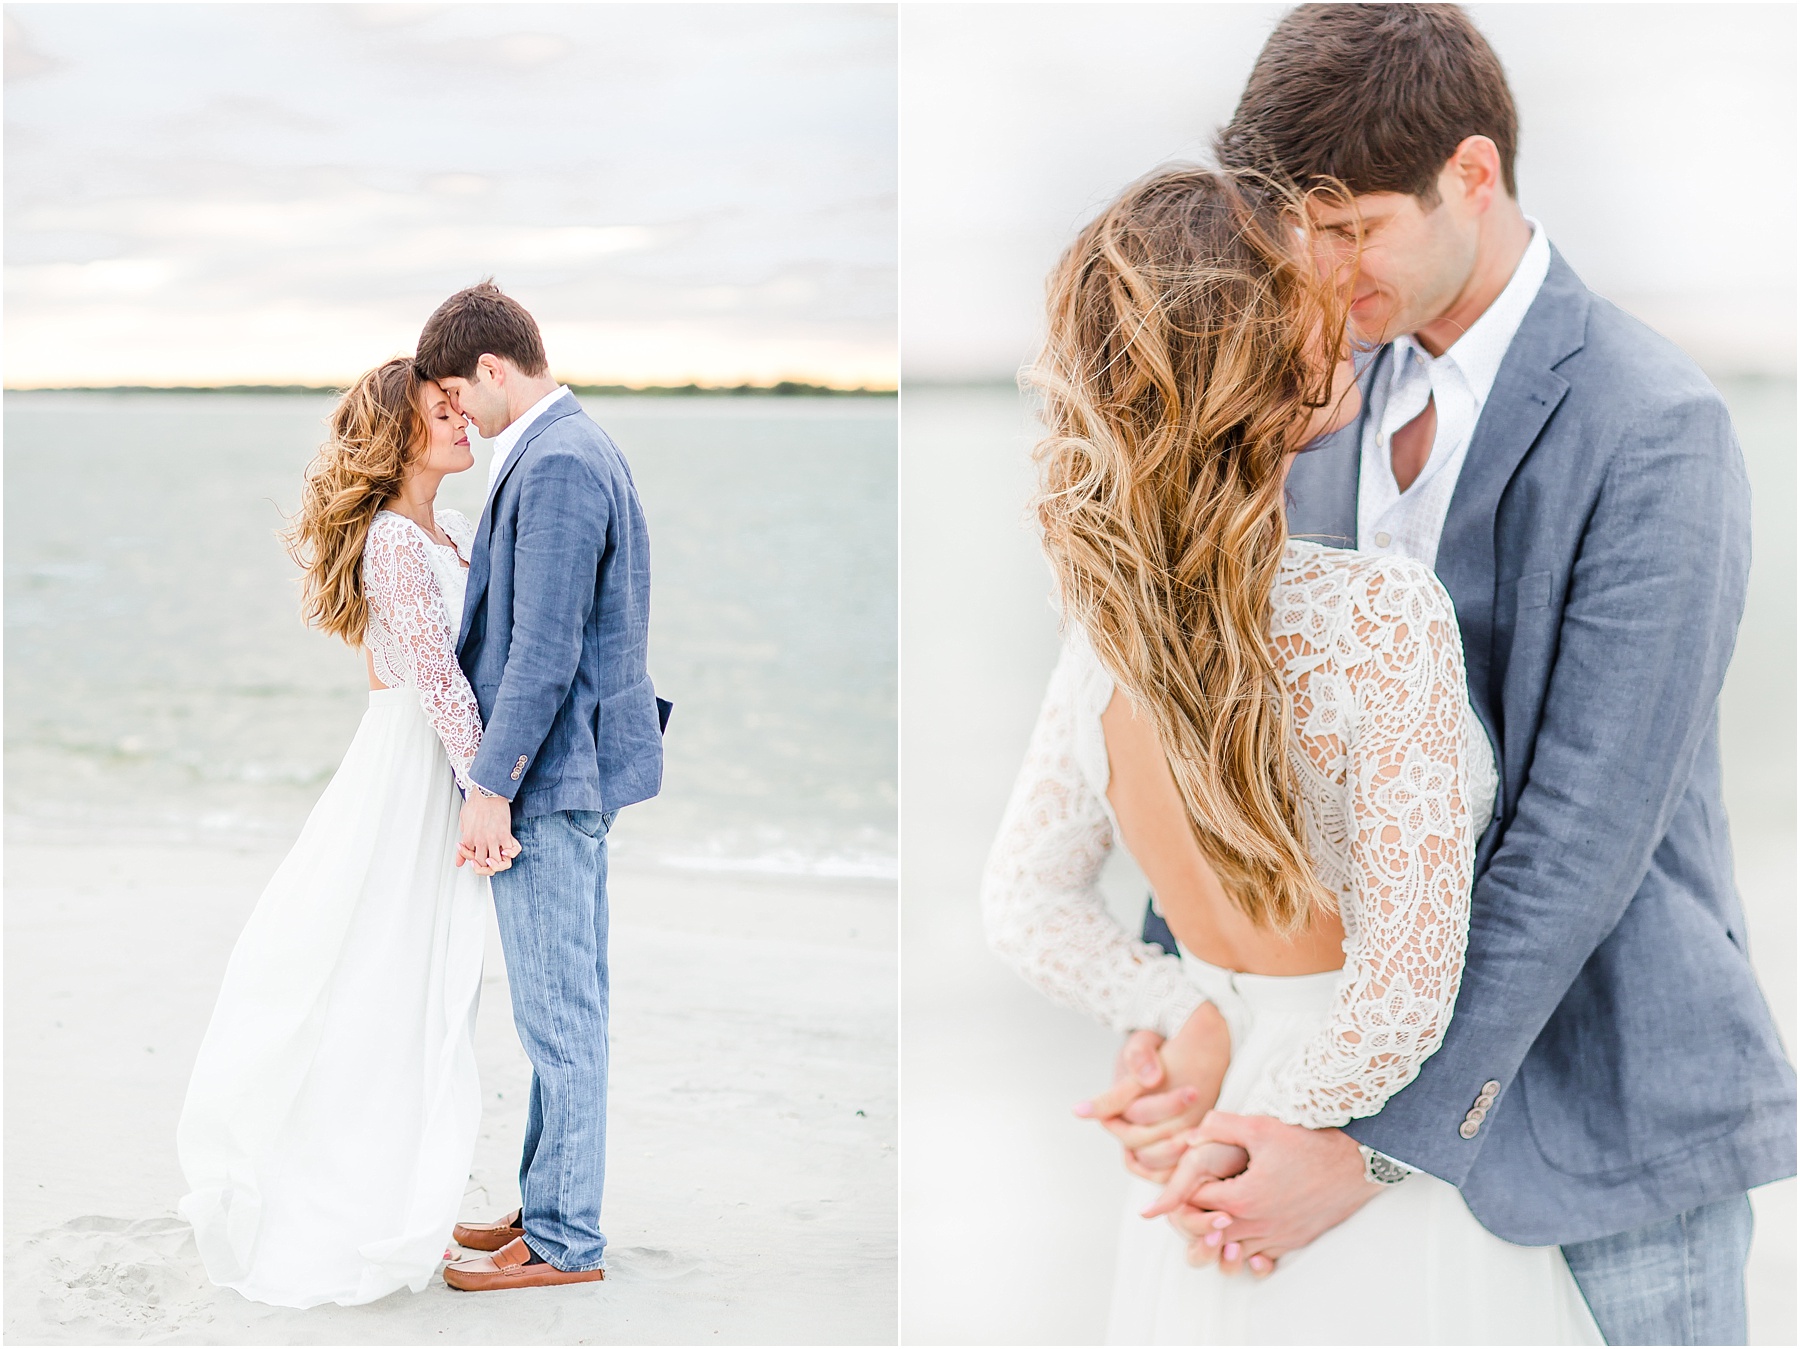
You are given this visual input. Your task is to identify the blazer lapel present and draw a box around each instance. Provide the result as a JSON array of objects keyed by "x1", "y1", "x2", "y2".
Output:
[
  {"x1": 1434, "y1": 249, "x2": 1589, "y2": 733},
  {"x1": 485, "y1": 394, "x2": 581, "y2": 518},
  {"x1": 458, "y1": 393, "x2": 584, "y2": 655}
]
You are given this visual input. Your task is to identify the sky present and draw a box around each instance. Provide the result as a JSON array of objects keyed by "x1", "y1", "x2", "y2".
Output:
[
  {"x1": 901, "y1": 2, "x2": 1796, "y2": 381},
  {"x1": 5, "y1": 3, "x2": 897, "y2": 389}
]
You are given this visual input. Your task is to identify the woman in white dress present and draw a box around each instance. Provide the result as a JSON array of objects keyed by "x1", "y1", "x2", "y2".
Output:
[
  {"x1": 177, "y1": 358, "x2": 512, "y2": 1308},
  {"x1": 983, "y1": 168, "x2": 1602, "y2": 1344}
]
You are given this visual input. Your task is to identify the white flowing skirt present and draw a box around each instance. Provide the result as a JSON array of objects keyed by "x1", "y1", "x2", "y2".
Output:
[
  {"x1": 176, "y1": 688, "x2": 488, "y2": 1308},
  {"x1": 1107, "y1": 955, "x2": 1604, "y2": 1345}
]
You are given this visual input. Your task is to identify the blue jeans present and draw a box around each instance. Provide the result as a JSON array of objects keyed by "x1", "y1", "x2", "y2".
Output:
[
  {"x1": 489, "y1": 808, "x2": 617, "y2": 1272},
  {"x1": 1561, "y1": 1193, "x2": 1754, "y2": 1345}
]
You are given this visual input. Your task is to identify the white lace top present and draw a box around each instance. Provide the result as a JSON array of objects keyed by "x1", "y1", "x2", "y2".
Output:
[
  {"x1": 363, "y1": 508, "x2": 482, "y2": 792},
  {"x1": 982, "y1": 540, "x2": 1498, "y2": 1128}
]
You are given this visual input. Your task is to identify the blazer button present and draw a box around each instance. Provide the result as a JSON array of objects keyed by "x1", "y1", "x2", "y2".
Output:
[
  {"x1": 510, "y1": 755, "x2": 528, "y2": 781},
  {"x1": 1459, "y1": 1120, "x2": 1480, "y2": 1139},
  {"x1": 1467, "y1": 1104, "x2": 1488, "y2": 1122},
  {"x1": 1478, "y1": 1080, "x2": 1500, "y2": 1101}
]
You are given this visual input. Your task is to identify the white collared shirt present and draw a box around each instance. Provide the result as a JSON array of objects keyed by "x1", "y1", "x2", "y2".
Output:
[
  {"x1": 1356, "y1": 221, "x2": 1551, "y2": 567},
  {"x1": 486, "y1": 384, "x2": 572, "y2": 495}
]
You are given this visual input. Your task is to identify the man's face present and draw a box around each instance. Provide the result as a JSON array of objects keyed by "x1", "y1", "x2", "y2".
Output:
[
  {"x1": 433, "y1": 357, "x2": 509, "y2": 439},
  {"x1": 1309, "y1": 165, "x2": 1481, "y2": 346}
]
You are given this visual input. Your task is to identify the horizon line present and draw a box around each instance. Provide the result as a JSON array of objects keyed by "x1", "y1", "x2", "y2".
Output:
[{"x1": 5, "y1": 379, "x2": 898, "y2": 397}]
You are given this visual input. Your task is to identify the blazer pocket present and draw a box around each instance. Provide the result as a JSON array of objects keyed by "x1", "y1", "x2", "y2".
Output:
[{"x1": 1505, "y1": 569, "x2": 1554, "y2": 612}]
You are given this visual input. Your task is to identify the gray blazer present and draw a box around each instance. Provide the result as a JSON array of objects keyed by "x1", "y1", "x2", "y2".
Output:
[
  {"x1": 1287, "y1": 249, "x2": 1794, "y2": 1244},
  {"x1": 457, "y1": 393, "x2": 664, "y2": 820}
]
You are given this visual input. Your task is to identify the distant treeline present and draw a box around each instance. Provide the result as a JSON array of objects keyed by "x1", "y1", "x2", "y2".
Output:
[
  {"x1": 573, "y1": 381, "x2": 894, "y2": 398},
  {"x1": 10, "y1": 381, "x2": 896, "y2": 398}
]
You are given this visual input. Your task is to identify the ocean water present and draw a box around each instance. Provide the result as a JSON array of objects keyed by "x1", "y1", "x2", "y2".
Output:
[{"x1": 4, "y1": 392, "x2": 897, "y2": 881}]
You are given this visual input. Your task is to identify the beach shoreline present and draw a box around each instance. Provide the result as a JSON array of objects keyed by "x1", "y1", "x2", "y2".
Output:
[{"x1": 5, "y1": 840, "x2": 897, "y2": 1345}]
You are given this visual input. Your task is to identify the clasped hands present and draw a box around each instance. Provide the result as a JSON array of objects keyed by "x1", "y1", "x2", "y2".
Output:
[
  {"x1": 1074, "y1": 1010, "x2": 1380, "y2": 1279},
  {"x1": 457, "y1": 791, "x2": 521, "y2": 877}
]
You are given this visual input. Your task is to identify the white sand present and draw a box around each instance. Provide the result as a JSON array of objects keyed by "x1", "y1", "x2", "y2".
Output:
[
  {"x1": 4, "y1": 842, "x2": 896, "y2": 1345},
  {"x1": 898, "y1": 384, "x2": 1796, "y2": 1345}
]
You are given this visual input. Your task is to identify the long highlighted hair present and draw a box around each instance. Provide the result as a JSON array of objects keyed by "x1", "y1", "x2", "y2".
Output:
[
  {"x1": 283, "y1": 358, "x2": 424, "y2": 646},
  {"x1": 1029, "y1": 166, "x2": 1351, "y2": 934}
]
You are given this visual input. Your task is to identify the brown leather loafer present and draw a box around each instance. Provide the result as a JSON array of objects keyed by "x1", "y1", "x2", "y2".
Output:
[
  {"x1": 451, "y1": 1208, "x2": 524, "y2": 1253},
  {"x1": 444, "y1": 1236, "x2": 606, "y2": 1292}
]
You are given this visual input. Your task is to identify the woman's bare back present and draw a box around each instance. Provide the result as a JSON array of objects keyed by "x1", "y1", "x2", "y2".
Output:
[{"x1": 1100, "y1": 689, "x2": 1345, "y2": 976}]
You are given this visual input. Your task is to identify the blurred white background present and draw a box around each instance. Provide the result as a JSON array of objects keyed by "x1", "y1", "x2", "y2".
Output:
[
  {"x1": 5, "y1": 2, "x2": 896, "y2": 388},
  {"x1": 899, "y1": 4, "x2": 1795, "y2": 1344},
  {"x1": 902, "y1": 2, "x2": 1794, "y2": 381}
]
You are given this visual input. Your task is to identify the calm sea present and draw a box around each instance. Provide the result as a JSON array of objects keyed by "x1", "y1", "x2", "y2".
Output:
[{"x1": 4, "y1": 392, "x2": 897, "y2": 881}]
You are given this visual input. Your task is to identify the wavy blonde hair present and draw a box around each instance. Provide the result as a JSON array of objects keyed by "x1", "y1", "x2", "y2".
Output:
[
  {"x1": 283, "y1": 357, "x2": 425, "y2": 645},
  {"x1": 1029, "y1": 166, "x2": 1352, "y2": 934}
]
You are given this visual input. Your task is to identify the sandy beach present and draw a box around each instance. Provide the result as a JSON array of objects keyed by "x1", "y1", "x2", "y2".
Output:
[
  {"x1": 5, "y1": 842, "x2": 897, "y2": 1345},
  {"x1": 4, "y1": 389, "x2": 898, "y2": 1341}
]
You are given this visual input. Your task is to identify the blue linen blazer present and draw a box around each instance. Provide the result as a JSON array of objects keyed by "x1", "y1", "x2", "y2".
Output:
[
  {"x1": 456, "y1": 393, "x2": 664, "y2": 820},
  {"x1": 1251, "y1": 249, "x2": 1794, "y2": 1244}
]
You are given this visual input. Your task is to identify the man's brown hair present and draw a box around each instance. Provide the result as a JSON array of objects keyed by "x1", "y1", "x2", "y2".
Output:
[
  {"x1": 1216, "y1": 4, "x2": 1517, "y2": 203},
  {"x1": 415, "y1": 279, "x2": 550, "y2": 382}
]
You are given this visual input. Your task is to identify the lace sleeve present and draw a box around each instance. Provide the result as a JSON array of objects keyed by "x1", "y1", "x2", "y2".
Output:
[
  {"x1": 1247, "y1": 559, "x2": 1474, "y2": 1127},
  {"x1": 363, "y1": 516, "x2": 483, "y2": 791},
  {"x1": 982, "y1": 644, "x2": 1208, "y2": 1039}
]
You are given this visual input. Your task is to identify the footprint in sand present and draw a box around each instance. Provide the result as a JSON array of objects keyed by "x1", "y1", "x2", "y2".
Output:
[
  {"x1": 604, "y1": 1246, "x2": 703, "y2": 1281},
  {"x1": 16, "y1": 1214, "x2": 216, "y2": 1337}
]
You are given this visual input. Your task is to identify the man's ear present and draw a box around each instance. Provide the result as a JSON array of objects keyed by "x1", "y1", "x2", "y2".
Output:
[
  {"x1": 1448, "y1": 135, "x2": 1504, "y2": 214},
  {"x1": 477, "y1": 352, "x2": 504, "y2": 386}
]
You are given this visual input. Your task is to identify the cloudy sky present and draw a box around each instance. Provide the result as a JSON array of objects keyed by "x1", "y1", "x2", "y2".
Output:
[
  {"x1": 5, "y1": 3, "x2": 896, "y2": 388},
  {"x1": 902, "y1": 3, "x2": 1795, "y2": 380}
]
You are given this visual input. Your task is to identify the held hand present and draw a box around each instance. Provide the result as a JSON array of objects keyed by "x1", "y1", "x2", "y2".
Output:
[
  {"x1": 465, "y1": 851, "x2": 508, "y2": 877},
  {"x1": 1166, "y1": 1203, "x2": 1280, "y2": 1278},
  {"x1": 1136, "y1": 1000, "x2": 1230, "y2": 1147},
  {"x1": 1074, "y1": 1029, "x2": 1167, "y2": 1122},
  {"x1": 1110, "y1": 1003, "x2": 1231, "y2": 1178},
  {"x1": 1074, "y1": 1030, "x2": 1186, "y2": 1180},
  {"x1": 459, "y1": 836, "x2": 522, "y2": 876},
  {"x1": 1166, "y1": 1112, "x2": 1380, "y2": 1277},
  {"x1": 1074, "y1": 1005, "x2": 1230, "y2": 1183},
  {"x1": 1074, "y1": 1030, "x2": 1200, "y2": 1182},
  {"x1": 457, "y1": 793, "x2": 521, "y2": 872},
  {"x1": 1140, "y1": 1137, "x2": 1251, "y2": 1218},
  {"x1": 1108, "y1": 1087, "x2": 1207, "y2": 1182}
]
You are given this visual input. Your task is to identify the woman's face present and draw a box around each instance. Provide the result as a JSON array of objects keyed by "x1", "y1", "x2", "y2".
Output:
[{"x1": 415, "y1": 381, "x2": 473, "y2": 477}]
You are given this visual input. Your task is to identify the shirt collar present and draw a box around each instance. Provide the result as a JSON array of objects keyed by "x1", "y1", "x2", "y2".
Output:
[
  {"x1": 491, "y1": 384, "x2": 572, "y2": 464},
  {"x1": 1392, "y1": 219, "x2": 1551, "y2": 408}
]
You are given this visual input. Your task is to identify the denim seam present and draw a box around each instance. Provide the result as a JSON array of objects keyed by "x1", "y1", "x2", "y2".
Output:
[
  {"x1": 501, "y1": 814, "x2": 608, "y2": 1274},
  {"x1": 1678, "y1": 1207, "x2": 1696, "y2": 1344},
  {"x1": 535, "y1": 825, "x2": 582, "y2": 1267}
]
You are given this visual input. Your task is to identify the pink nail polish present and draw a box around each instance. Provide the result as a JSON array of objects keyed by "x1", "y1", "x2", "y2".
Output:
[
  {"x1": 1204, "y1": 1231, "x2": 1222, "y2": 1247},
  {"x1": 1223, "y1": 1242, "x2": 1241, "y2": 1261},
  {"x1": 1212, "y1": 1214, "x2": 1232, "y2": 1229}
]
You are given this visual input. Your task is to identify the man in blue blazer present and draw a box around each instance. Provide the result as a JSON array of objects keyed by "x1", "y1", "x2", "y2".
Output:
[
  {"x1": 1107, "y1": 7, "x2": 1794, "y2": 1342},
  {"x1": 413, "y1": 282, "x2": 666, "y2": 1291}
]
